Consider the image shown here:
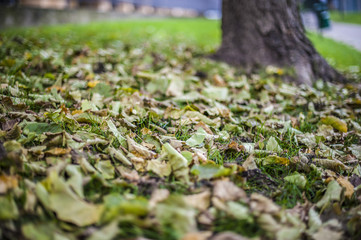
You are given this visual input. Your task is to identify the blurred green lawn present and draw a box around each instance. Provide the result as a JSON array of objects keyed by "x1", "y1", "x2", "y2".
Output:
[
  {"x1": 2, "y1": 19, "x2": 360, "y2": 71},
  {"x1": 330, "y1": 11, "x2": 361, "y2": 25}
]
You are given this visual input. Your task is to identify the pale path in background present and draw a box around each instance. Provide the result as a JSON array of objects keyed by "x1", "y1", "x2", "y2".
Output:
[{"x1": 302, "y1": 12, "x2": 361, "y2": 51}]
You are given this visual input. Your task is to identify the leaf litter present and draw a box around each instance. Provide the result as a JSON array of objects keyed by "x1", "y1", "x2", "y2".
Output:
[{"x1": 0, "y1": 27, "x2": 361, "y2": 240}]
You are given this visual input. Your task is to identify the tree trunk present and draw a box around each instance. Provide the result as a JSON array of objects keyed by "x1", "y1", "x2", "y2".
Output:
[{"x1": 212, "y1": 0, "x2": 345, "y2": 85}]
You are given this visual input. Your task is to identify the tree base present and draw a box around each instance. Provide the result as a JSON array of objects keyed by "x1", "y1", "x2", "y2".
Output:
[{"x1": 214, "y1": 0, "x2": 346, "y2": 85}]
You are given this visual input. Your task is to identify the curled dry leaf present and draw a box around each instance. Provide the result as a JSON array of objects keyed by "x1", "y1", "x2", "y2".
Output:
[
  {"x1": 149, "y1": 189, "x2": 170, "y2": 208},
  {"x1": 184, "y1": 190, "x2": 211, "y2": 211},
  {"x1": 316, "y1": 180, "x2": 343, "y2": 209},
  {"x1": 147, "y1": 159, "x2": 172, "y2": 177},
  {"x1": 242, "y1": 154, "x2": 258, "y2": 171},
  {"x1": 336, "y1": 177, "x2": 354, "y2": 199},
  {"x1": 320, "y1": 116, "x2": 347, "y2": 133},
  {"x1": 45, "y1": 148, "x2": 71, "y2": 156},
  {"x1": 313, "y1": 158, "x2": 350, "y2": 171},
  {"x1": 162, "y1": 143, "x2": 190, "y2": 183},
  {"x1": 213, "y1": 180, "x2": 247, "y2": 202},
  {"x1": 250, "y1": 193, "x2": 280, "y2": 214},
  {"x1": 127, "y1": 136, "x2": 157, "y2": 159},
  {"x1": 36, "y1": 172, "x2": 103, "y2": 227},
  {"x1": 0, "y1": 175, "x2": 18, "y2": 193}
]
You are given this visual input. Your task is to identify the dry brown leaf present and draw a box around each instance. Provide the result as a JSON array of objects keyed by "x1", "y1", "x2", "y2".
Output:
[
  {"x1": 184, "y1": 190, "x2": 211, "y2": 211},
  {"x1": 337, "y1": 177, "x2": 354, "y2": 199},
  {"x1": 212, "y1": 74, "x2": 227, "y2": 87},
  {"x1": 213, "y1": 180, "x2": 247, "y2": 202},
  {"x1": 312, "y1": 227, "x2": 343, "y2": 240},
  {"x1": 198, "y1": 210, "x2": 215, "y2": 225},
  {"x1": 313, "y1": 158, "x2": 350, "y2": 171},
  {"x1": 182, "y1": 231, "x2": 212, "y2": 240},
  {"x1": 149, "y1": 189, "x2": 170, "y2": 208},
  {"x1": 195, "y1": 121, "x2": 213, "y2": 135},
  {"x1": 116, "y1": 166, "x2": 140, "y2": 181},
  {"x1": 250, "y1": 193, "x2": 280, "y2": 214},
  {"x1": 242, "y1": 154, "x2": 258, "y2": 170},
  {"x1": 45, "y1": 148, "x2": 71, "y2": 156},
  {"x1": 228, "y1": 141, "x2": 245, "y2": 152},
  {"x1": 210, "y1": 232, "x2": 250, "y2": 240},
  {"x1": 0, "y1": 175, "x2": 18, "y2": 193},
  {"x1": 141, "y1": 128, "x2": 152, "y2": 135},
  {"x1": 127, "y1": 136, "x2": 157, "y2": 159},
  {"x1": 146, "y1": 160, "x2": 172, "y2": 177}
]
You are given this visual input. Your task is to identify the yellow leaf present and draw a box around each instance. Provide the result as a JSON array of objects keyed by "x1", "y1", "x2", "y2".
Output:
[
  {"x1": 24, "y1": 52, "x2": 32, "y2": 60},
  {"x1": 262, "y1": 155, "x2": 289, "y2": 166},
  {"x1": 337, "y1": 177, "x2": 354, "y2": 199},
  {"x1": 45, "y1": 148, "x2": 71, "y2": 156},
  {"x1": 0, "y1": 175, "x2": 18, "y2": 194},
  {"x1": 141, "y1": 128, "x2": 152, "y2": 135},
  {"x1": 72, "y1": 110, "x2": 83, "y2": 115},
  {"x1": 313, "y1": 158, "x2": 350, "y2": 171},
  {"x1": 321, "y1": 116, "x2": 347, "y2": 133},
  {"x1": 276, "y1": 68, "x2": 284, "y2": 75},
  {"x1": 87, "y1": 80, "x2": 100, "y2": 88}
]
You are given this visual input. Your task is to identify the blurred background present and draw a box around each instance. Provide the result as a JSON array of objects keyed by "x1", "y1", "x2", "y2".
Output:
[
  {"x1": 0, "y1": 0, "x2": 221, "y2": 29},
  {"x1": 0, "y1": 0, "x2": 360, "y2": 29}
]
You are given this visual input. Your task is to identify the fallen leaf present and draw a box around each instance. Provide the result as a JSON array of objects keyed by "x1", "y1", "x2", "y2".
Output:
[
  {"x1": 156, "y1": 195, "x2": 197, "y2": 238},
  {"x1": 89, "y1": 221, "x2": 119, "y2": 240},
  {"x1": 316, "y1": 180, "x2": 342, "y2": 209},
  {"x1": 210, "y1": 232, "x2": 250, "y2": 240},
  {"x1": 107, "y1": 147, "x2": 132, "y2": 166},
  {"x1": 266, "y1": 136, "x2": 282, "y2": 153},
  {"x1": 162, "y1": 143, "x2": 189, "y2": 183},
  {"x1": 312, "y1": 227, "x2": 343, "y2": 240},
  {"x1": 184, "y1": 190, "x2": 211, "y2": 211},
  {"x1": 182, "y1": 231, "x2": 212, "y2": 240},
  {"x1": 336, "y1": 177, "x2": 354, "y2": 199},
  {"x1": 260, "y1": 155, "x2": 289, "y2": 166},
  {"x1": 202, "y1": 86, "x2": 229, "y2": 101},
  {"x1": 191, "y1": 163, "x2": 231, "y2": 180},
  {"x1": 242, "y1": 154, "x2": 258, "y2": 170},
  {"x1": 349, "y1": 144, "x2": 361, "y2": 159},
  {"x1": 0, "y1": 195, "x2": 19, "y2": 220},
  {"x1": 147, "y1": 159, "x2": 172, "y2": 177},
  {"x1": 321, "y1": 116, "x2": 347, "y2": 133},
  {"x1": 0, "y1": 175, "x2": 18, "y2": 193},
  {"x1": 87, "y1": 80, "x2": 100, "y2": 88},
  {"x1": 36, "y1": 172, "x2": 103, "y2": 226},
  {"x1": 127, "y1": 136, "x2": 157, "y2": 159},
  {"x1": 23, "y1": 122, "x2": 62, "y2": 135},
  {"x1": 95, "y1": 160, "x2": 115, "y2": 179},
  {"x1": 45, "y1": 148, "x2": 71, "y2": 156},
  {"x1": 106, "y1": 119, "x2": 126, "y2": 147},
  {"x1": 213, "y1": 180, "x2": 246, "y2": 202},
  {"x1": 250, "y1": 193, "x2": 280, "y2": 214},
  {"x1": 149, "y1": 189, "x2": 170, "y2": 208},
  {"x1": 284, "y1": 173, "x2": 307, "y2": 189},
  {"x1": 186, "y1": 127, "x2": 207, "y2": 147},
  {"x1": 313, "y1": 158, "x2": 350, "y2": 171},
  {"x1": 212, "y1": 74, "x2": 226, "y2": 87}
]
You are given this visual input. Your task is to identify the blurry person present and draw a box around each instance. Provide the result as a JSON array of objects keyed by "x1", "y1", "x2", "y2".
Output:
[{"x1": 313, "y1": 0, "x2": 331, "y2": 31}]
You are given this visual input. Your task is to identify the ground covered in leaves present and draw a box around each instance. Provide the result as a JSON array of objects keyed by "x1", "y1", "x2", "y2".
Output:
[{"x1": 1, "y1": 21, "x2": 361, "y2": 240}]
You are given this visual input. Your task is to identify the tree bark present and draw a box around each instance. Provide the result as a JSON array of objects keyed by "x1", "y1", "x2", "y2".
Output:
[{"x1": 212, "y1": 0, "x2": 345, "y2": 85}]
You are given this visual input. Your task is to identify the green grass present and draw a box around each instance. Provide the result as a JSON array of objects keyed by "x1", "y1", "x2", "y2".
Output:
[
  {"x1": 330, "y1": 11, "x2": 361, "y2": 25},
  {"x1": 307, "y1": 31, "x2": 361, "y2": 70},
  {"x1": 1, "y1": 19, "x2": 220, "y2": 51}
]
